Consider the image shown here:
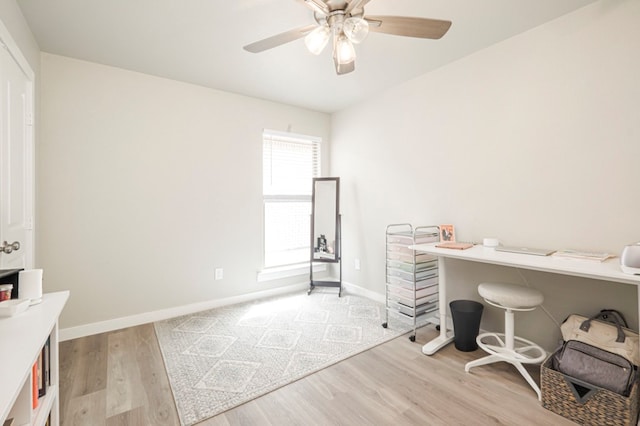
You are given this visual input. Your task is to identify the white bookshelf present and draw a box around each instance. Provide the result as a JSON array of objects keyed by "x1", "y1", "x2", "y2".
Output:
[{"x1": 0, "y1": 291, "x2": 69, "y2": 426}]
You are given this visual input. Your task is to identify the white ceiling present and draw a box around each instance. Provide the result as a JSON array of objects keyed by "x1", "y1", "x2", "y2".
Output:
[{"x1": 18, "y1": 0, "x2": 596, "y2": 113}]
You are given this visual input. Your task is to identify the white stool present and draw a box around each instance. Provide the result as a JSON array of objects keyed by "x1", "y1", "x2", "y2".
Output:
[{"x1": 465, "y1": 282, "x2": 547, "y2": 400}]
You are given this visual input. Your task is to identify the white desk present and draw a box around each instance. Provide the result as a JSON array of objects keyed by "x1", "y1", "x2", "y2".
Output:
[{"x1": 409, "y1": 243, "x2": 640, "y2": 355}]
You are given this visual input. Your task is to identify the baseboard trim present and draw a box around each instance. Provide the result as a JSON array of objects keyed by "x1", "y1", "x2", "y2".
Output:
[
  {"x1": 341, "y1": 281, "x2": 385, "y2": 304},
  {"x1": 59, "y1": 282, "x2": 308, "y2": 341}
]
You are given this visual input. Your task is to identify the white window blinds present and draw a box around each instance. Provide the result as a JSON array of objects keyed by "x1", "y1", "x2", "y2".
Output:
[
  {"x1": 262, "y1": 129, "x2": 321, "y2": 267},
  {"x1": 263, "y1": 130, "x2": 321, "y2": 197}
]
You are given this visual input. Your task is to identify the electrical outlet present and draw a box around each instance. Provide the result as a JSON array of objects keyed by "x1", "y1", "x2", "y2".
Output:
[
  {"x1": 354, "y1": 258, "x2": 361, "y2": 271},
  {"x1": 215, "y1": 268, "x2": 223, "y2": 280}
]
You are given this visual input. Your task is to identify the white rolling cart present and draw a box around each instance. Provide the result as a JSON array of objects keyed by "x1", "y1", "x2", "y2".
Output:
[{"x1": 382, "y1": 224, "x2": 440, "y2": 341}]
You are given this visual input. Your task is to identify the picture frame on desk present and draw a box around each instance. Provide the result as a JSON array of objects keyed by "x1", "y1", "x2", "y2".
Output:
[{"x1": 439, "y1": 224, "x2": 455, "y2": 242}]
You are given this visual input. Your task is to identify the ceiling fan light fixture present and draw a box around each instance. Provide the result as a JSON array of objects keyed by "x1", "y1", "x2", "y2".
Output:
[
  {"x1": 343, "y1": 17, "x2": 369, "y2": 44},
  {"x1": 304, "y1": 25, "x2": 331, "y2": 55},
  {"x1": 335, "y1": 34, "x2": 356, "y2": 65}
]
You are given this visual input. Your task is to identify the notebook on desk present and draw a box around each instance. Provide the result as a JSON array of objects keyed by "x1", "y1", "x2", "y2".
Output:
[
  {"x1": 436, "y1": 241, "x2": 474, "y2": 250},
  {"x1": 495, "y1": 246, "x2": 556, "y2": 256}
]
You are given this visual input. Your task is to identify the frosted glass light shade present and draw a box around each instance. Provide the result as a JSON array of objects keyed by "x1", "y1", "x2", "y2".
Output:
[
  {"x1": 304, "y1": 25, "x2": 331, "y2": 55},
  {"x1": 343, "y1": 17, "x2": 369, "y2": 44},
  {"x1": 335, "y1": 34, "x2": 356, "y2": 64}
]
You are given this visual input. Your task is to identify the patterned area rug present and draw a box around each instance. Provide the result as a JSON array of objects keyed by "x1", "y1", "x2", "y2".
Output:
[{"x1": 154, "y1": 289, "x2": 410, "y2": 425}]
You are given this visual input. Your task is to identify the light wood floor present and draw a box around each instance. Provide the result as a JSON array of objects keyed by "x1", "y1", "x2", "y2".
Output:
[{"x1": 59, "y1": 323, "x2": 574, "y2": 425}]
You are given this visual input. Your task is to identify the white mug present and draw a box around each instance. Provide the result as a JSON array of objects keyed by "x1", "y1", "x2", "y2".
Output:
[{"x1": 19, "y1": 269, "x2": 43, "y2": 305}]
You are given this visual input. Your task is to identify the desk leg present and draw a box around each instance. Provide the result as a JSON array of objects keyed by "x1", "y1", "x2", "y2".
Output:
[{"x1": 422, "y1": 256, "x2": 454, "y2": 355}]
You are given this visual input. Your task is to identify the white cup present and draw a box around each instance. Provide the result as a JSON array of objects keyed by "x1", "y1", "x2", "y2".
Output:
[{"x1": 19, "y1": 269, "x2": 43, "y2": 305}]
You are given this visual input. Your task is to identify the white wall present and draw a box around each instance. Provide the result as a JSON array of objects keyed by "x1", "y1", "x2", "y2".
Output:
[
  {"x1": 332, "y1": 0, "x2": 640, "y2": 351},
  {"x1": 38, "y1": 53, "x2": 330, "y2": 329}
]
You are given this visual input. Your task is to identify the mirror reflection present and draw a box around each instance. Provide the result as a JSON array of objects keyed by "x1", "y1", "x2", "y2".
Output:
[{"x1": 311, "y1": 178, "x2": 339, "y2": 262}]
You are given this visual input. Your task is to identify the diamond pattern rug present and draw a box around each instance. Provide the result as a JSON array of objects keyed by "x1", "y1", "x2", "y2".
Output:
[{"x1": 154, "y1": 289, "x2": 410, "y2": 425}]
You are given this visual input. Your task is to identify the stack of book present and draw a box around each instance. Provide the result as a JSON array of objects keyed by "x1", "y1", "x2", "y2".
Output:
[{"x1": 31, "y1": 337, "x2": 51, "y2": 410}]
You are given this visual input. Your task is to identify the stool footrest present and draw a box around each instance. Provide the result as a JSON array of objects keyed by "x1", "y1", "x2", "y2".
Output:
[
  {"x1": 476, "y1": 332, "x2": 546, "y2": 364},
  {"x1": 466, "y1": 333, "x2": 546, "y2": 401}
]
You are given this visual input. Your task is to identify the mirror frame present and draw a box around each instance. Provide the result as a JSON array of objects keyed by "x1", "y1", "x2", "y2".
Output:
[{"x1": 310, "y1": 177, "x2": 340, "y2": 263}]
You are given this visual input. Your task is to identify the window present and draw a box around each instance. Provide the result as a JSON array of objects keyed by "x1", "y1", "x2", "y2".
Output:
[{"x1": 263, "y1": 129, "x2": 320, "y2": 268}]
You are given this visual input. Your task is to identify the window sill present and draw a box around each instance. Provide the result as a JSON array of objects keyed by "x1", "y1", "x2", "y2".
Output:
[{"x1": 257, "y1": 263, "x2": 326, "y2": 283}]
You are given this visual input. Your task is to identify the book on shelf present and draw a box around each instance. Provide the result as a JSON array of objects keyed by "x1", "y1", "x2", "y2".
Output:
[
  {"x1": 31, "y1": 362, "x2": 38, "y2": 409},
  {"x1": 553, "y1": 249, "x2": 615, "y2": 262},
  {"x1": 38, "y1": 337, "x2": 51, "y2": 398},
  {"x1": 44, "y1": 336, "x2": 51, "y2": 388},
  {"x1": 37, "y1": 349, "x2": 44, "y2": 398}
]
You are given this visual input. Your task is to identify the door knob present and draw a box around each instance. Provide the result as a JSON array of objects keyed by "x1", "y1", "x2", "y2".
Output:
[{"x1": 1, "y1": 241, "x2": 20, "y2": 254}]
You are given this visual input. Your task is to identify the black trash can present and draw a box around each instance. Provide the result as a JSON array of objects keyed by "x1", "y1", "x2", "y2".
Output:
[{"x1": 449, "y1": 300, "x2": 484, "y2": 352}]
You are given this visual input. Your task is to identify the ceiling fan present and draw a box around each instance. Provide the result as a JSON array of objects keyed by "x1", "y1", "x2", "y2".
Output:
[{"x1": 243, "y1": 0, "x2": 452, "y2": 75}]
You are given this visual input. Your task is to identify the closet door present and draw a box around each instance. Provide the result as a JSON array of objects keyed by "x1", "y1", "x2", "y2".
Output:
[{"x1": 0, "y1": 41, "x2": 34, "y2": 269}]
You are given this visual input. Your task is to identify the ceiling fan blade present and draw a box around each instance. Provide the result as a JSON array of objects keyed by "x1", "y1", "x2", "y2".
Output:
[
  {"x1": 345, "y1": 0, "x2": 371, "y2": 15},
  {"x1": 243, "y1": 24, "x2": 317, "y2": 53},
  {"x1": 300, "y1": 0, "x2": 330, "y2": 15},
  {"x1": 365, "y1": 16, "x2": 452, "y2": 39}
]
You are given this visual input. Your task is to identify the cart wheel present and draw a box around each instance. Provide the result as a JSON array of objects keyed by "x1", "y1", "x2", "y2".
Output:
[
  {"x1": 382, "y1": 322, "x2": 388, "y2": 328},
  {"x1": 409, "y1": 335, "x2": 416, "y2": 342}
]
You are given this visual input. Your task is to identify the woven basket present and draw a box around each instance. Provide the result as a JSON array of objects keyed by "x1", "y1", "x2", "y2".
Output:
[{"x1": 541, "y1": 352, "x2": 640, "y2": 426}]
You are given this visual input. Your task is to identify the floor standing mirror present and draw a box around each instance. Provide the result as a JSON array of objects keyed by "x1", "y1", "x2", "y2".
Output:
[{"x1": 309, "y1": 177, "x2": 342, "y2": 296}]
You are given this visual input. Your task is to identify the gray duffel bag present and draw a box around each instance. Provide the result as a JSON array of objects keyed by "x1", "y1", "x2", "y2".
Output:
[{"x1": 552, "y1": 339, "x2": 637, "y2": 396}]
